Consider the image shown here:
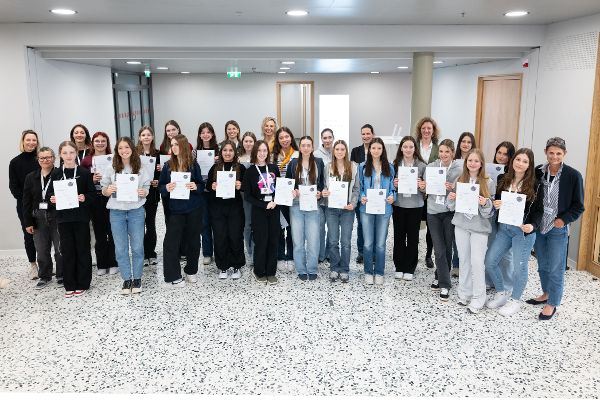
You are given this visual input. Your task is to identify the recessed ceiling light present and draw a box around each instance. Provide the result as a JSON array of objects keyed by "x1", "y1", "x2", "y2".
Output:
[
  {"x1": 504, "y1": 10, "x2": 529, "y2": 17},
  {"x1": 126, "y1": 61, "x2": 142, "y2": 65},
  {"x1": 156, "y1": 67, "x2": 169, "y2": 70},
  {"x1": 50, "y1": 9, "x2": 76, "y2": 15},
  {"x1": 286, "y1": 10, "x2": 308, "y2": 16},
  {"x1": 397, "y1": 66, "x2": 409, "y2": 69},
  {"x1": 370, "y1": 71, "x2": 380, "y2": 74},
  {"x1": 181, "y1": 71, "x2": 190, "y2": 74},
  {"x1": 281, "y1": 61, "x2": 296, "y2": 65},
  {"x1": 280, "y1": 67, "x2": 290, "y2": 70},
  {"x1": 433, "y1": 61, "x2": 444, "y2": 64},
  {"x1": 278, "y1": 71, "x2": 287, "y2": 74}
]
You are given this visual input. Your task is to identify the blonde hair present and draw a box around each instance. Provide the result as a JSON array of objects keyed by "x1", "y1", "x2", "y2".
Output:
[
  {"x1": 19, "y1": 130, "x2": 39, "y2": 153},
  {"x1": 456, "y1": 148, "x2": 490, "y2": 198}
]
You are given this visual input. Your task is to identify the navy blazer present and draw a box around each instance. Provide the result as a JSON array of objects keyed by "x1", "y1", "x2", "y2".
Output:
[{"x1": 535, "y1": 163, "x2": 584, "y2": 225}]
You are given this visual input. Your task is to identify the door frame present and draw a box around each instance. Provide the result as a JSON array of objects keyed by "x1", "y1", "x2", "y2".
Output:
[{"x1": 276, "y1": 80, "x2": 315, "y2": 140}]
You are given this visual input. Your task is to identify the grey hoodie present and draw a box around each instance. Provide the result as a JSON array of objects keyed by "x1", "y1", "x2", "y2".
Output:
[{"x1": 447, "y1": 177, "x2": 496, "y2": 234}]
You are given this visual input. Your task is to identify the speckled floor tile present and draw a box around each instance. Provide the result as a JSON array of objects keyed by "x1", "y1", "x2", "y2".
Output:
[{"x1": 1, "y1": 207, "x2": 599, "y2": 396}]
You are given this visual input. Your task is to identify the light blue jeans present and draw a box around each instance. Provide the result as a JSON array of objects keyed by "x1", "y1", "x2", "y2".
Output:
[
  {"x1": 485, "y1": 223, "x2": 536, "y2": 301},
  {"x1": 109, "y1": 207, "x2": 145, "y2": 281},
  {"x1": 485, "y1": 221, "x2": 513, "y2": 292},
  {"x1": 325, "y1": 207, "x2": 354, "y2": 273},
  {"x1": 360, "y1": 212, "x2": 391, "y2": 276},
  {"x1": 290, "y1": 204, "x2": 320, "y2": 275},
  {"x1": 319, "y1": 205, "x2": 330, "y2": 261},
  {"x1": 533, "y1": 226, "x2": 569, "y2": 307}
]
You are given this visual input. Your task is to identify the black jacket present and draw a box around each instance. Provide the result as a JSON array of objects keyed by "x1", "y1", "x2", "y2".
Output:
[
  {"x1": 206, "y1": 162, "x2": 246, "y2": 204},
  {"x1": 22, "y1": 168, "x2": 58, "y2": 227},
  {"x1": 495, "y1": 174, "x2": 544, "y2": 235},
  {"x1": 285, "y1": 157, "x2": 325, "y2": 192},
  {"x1": 9, "y1": 151, "x2": 39, "y2": 200},
  {"x1": 535, "y1": 163, "x2": 585, "y2": 225},
  {"x1": 350, "y1": 145, "x2": 367, "y2": 164},
  {"x1": 242, "y1": 164, "x2": 280, "y2": 209}
]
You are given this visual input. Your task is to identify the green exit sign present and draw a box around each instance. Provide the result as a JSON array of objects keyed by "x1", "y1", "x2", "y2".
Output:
[{"x1": 227, "y1": 71, "x2": 241, "y2": 78}]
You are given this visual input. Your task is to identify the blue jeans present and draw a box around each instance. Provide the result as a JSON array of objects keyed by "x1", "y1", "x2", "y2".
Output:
[
  {"x1": 201, "y1": 192, "x2": 213, "y2": 257},
  {"x1": 485, "y1": 223, "x2": 536, "y2": 301},
  {"x1": 533, "y1": 226, "x2": 569, "y2": 307},
  {"x1": 360, "y1": 212, "x2": 391, "y2": 276},
  {"x1": 242, "y1": 194, "x2": 254, "y2": 257},
  {"x1": 290, "y1": 204, "x2": 320, "y2": 275},
  {"x1": 109, "y1": 207, "x2": 145, "y2": 280},
  {"x1": 355, "y1": 206, "x2": 364, "y2": 256},
  {"x1": 485, "y1": 222, "x2": 513, "y2": 291},
  {"x1": 318, "y1": 205, "x2": 330, "y2": 261},
  {"x1": 326, "y1": 208, "x2": 354, "y2": 273}
]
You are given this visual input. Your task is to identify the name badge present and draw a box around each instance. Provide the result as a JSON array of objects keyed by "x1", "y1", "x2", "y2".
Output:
[
  {"x1": 544, "y1": 206, "x2": 554, "y2": 215},
  {"x1": 39, "y1": 202, "x2": 48, "y2": 210},
  {"x1": 403, "y1": 193, "x2": 412, "y2": 198},
  {"x1": 435, "y1": 195, "x2": 446, "y2": 205},
  {"x1": 264, "y1": 195, "x2": 273, "y2": 202}
]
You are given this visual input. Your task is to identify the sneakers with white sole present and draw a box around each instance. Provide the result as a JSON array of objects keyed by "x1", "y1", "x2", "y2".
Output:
[
  {"x1": 231, "y1": 268, "x2": 241, "y2": 279},
  {"x1": 203, "y1": 256, "x2": 213, "y2": 265},
  {"x1": 497, "y1": 298, "x2": 521, "y2": 317},
  {"x1": 486, "y1": 291, "x2": 510, "y2": 309},
  {"x1": 171, "y1": 278, "x2": 186, "y2": 288},
  {"x1": 374, "y1": 275, "x2": 384, "y2": 285},
  {"x1": 186, "y1": 274, "x2": 198, "y2": 283},
  {"x1": 218, "y1": 270, "x2": 228, "y2": 279},
  {"x1": 402, "y1": 273, "x2": 414, "y2": 281},
  {"x1": 29, "y1": 262, "x2": 38, "y2": 280},
  {"x1": 97, "y1": 269, "x2": 108, "y2": 276},
  {"x1": 394, "y1": 272, "x2": 404, "y2": 280},
  {"x1": 108, "y1": 267, "x2": 119, "y2": 275},
  {"x1": 364, "y1": 274, "x2": 374, "y2": 285},
  {"x1": 439, "y1": 288, "x2": 450, "y2": 301}
]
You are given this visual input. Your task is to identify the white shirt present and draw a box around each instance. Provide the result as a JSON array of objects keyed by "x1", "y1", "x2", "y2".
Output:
[{"x1": 420, "y1": 141, "x2": 433, "y2": 162}]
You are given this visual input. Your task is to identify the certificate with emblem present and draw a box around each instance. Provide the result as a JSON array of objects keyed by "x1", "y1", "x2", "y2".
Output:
[
  {"x1": 486, "y1": 163, "x2": 505, "y2": 184},
  {"x1": 140, "y1": 156, "x2": 156, "y2": 180},
  {"x1": 216, "y1": 171, "x2": 236, "y2": 199},
  {"x1": 116, "y1": 174, "x2": 139, "y2": 202},
  {"x1": 426, "y1": 167, "x2": 447, "y2": 196},
  {"x1": 299, "y1": 185, "x2": 318, "y2": 211},
  {"x1": 196, "y1": 150, "x2": 216, "y2": 177},
  {"x1": 328, "y1": 180, "x2": 349, "y2": 209},
  {"x1": 366, "y1": 188, "x2": 386, "y2": 215},
  {"x1": 274, "y1": 178, "x2": 295, "y2": 206},
  {"x1": 170, "y1": 172, "x2": 191, "y2": 200},
  {"x1": 498, "y1": 191, "x2": 526, "y2": 226},
  {"x1": 397, "y1": 166, "x2": 418, "y2": 195},
  {"x1": 455, "y1": 182, "x2": 480, "y2": 215},
  {"x1": 92, "y1": 155, "x2": 113, "y2": 175},
  {"x1": 53, "y1": 179, "x2": 79, "y2": 210}
]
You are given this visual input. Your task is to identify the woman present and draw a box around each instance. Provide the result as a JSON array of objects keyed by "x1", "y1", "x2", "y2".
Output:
[
  {"x1": 196, "y1": 122, "x2": 219, "y2": 265},
  {"x1": 321, "y1": 140, "x2": 359, "y2": 283},
  {"x1": 493, "y1": 141, "x2": 516, "y2": 167},
  {"x1": 286, "y1": 135, "x2": 325, "y2": 281},
  {"x1": 101, "y1": 138, "x2": 150, "y2": 295},
  {"x1": 485, "y1": 148, "x2": 544, "y2": 316},
  {"x1": 81, "y1": 132, "x2": 118, "y2": 276},
  {"x1": 421, "y1": 139, "x2": 462, "y2": 301},
  {"x1": 454, "y1": 132, "x2": 476, "y2": 161},
  {"x1": 9, "y1": 129, "x2": 39, "y2": 279},
  {"x1": 359, "y1": 137, "x2": 396, "y2": 285},
  {"x1": 447, "y1": 149, "x2": 495, "y2": 313},
  {"x1": 242, "y1": 140, "x2": 280, "y2": 284},
  {"x1": 22, "y1": 147, "x2": 63, "y2": 288},
  {"x1": 314, "y1": 128, "x2": 335, "y2": 263},
  {"x1": 220, "y1": 120, "x2": 242, "y2": 151},
  {"x1": 529, "y1": 137, "x2": 584, "y2": 320},
  {"x1": 238, "y1": 131, "x2": 257, "y2": 260},
  {"x1": 416, "y1": 117, "x2": 440, "y2": 270},
  {"x1": 137, "y1": 125, "x2": 161, "y2": 266},
  {"x1": 392, "y1": 136, "x2": 426, "y2": 281},
  {"x1": 49, "y1": 141, "x2": 96, "y2": 297},
  {"x1": 159, "y1": 120, "x2": 183, "y2": 155},
  {"x1": 206, "y1": 141, "x2": 246, "y2": 279},
  {"x1": 261, "y1": 116, "x2": 278, "y2": 151},
  {"x1": 69, "y1": 124, "x2": 92, "y2": 164},
  {"x1": 159, "y1": 134, "x2": 205, "y2": 287},
  {"x1": 273, "y1": 127, "x2": 299, "y2": 270}
]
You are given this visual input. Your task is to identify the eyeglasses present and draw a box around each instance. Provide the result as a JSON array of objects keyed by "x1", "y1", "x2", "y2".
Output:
[{"x1": 38, "y1": 157, "x2": 54, "y2": 161}]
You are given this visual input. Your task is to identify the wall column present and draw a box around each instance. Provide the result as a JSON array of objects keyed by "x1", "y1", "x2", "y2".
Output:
[{"x1": 410, "y1": 52, "x2": 434, "y2": 135}]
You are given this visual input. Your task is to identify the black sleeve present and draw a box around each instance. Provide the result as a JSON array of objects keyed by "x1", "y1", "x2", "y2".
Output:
[
  {"x1": 528, "y1": 180, "x2": 545, "y2": 230},
  {"x1": 80, "y1": 170, "x2": 97, "y2": 208},
  {"x1": 350, "y1": 147, "x2": 358, "y2": 163},
  {"x1": 192, "y1": 163, "x2": 205, "y2": 192},
  {"x1": 8, "y1": 158, "x2": 21, "y2": 199},
  {"x1": 158, "y1": 165, "x2": 170, "y2": 198},
  {"x1": 205, "y1": 164, "x2": 217, "y2": 193},
  {"x1": 238, "y1": 164, "x2": 246, "y2": 193},
  {"x1": 559, "y1": 169, "x2": 585, "y2": 225},
  {"x1": 22, "y1": 173, "x2": 35, "y2": 227},
  {"x1": 494, "y1": 174, "x2": 505, "y2": 200},
  {"x1": 316, "y1": 158, "x2": 325, "y2": 192},
  {"x1": 242, "y1": 167, "x2": 267, "y2": 209}
]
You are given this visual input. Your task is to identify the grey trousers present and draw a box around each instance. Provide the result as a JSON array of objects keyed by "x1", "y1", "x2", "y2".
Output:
[
  {"x1": 427, "y1": 211, "x2": 454, "y2": 289},
  {"x1": 455, "y1": 226, "x2": 489, "y2": 310},
  {"x1": 33, "y1": 211, "x2": 63, "y2": 281}
]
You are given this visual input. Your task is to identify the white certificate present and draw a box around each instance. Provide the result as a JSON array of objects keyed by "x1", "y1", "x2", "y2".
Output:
[
  {"x1": 498, "y1": 191, "x2": 526, "y2": 227},
  {"x1": 196, "y1": 150, "x2": 216, "y2": 176},
  {"x1": 170, "y1": 172, "x2": 191, "y2": 200},
  {"x1": 91, "y1": 155, "x2": 113, "y2": 175},
  {"x1": 397, "y1": 166, "x2": 418, "y2": 195},
  {"x1": 328, "y1": 180, "x2": 349, "y2": 209},
  {"x1": 366, "y1": 188, "x2": 386, "y2": 215},
  {"x1": 216, "y1": 170, "x2": 236, "y2": 199},
  {"x1": 486, "y1": 163, "x2": 505, "y2": 184},
  {"x1": 426, "y1": 167, "x2": 447, "y2": 196},
  {"x1": 160, "y1": 155, "x2": 171, "y2": 169},
  {"x1": 116, "y1": 174, "x2": 139, "y2": 202},
  {"x1": 455, "y1": 182, "x2": 480, "y2": 215},
  {"x1": 299, "y1": 185, "x2": 318, "y2": 211},
  {"x1": 274, "y1": 177, "x2": 295, "y2": 206},
  {"x1": 53, "y1": 179, "x2": 79, "y2": 210},
  {"x1": 140, "y1": 156, "x2": 156, "y2": 180}
]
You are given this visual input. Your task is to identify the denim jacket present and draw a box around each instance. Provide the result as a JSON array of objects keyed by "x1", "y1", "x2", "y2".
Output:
[{"x1": 358, "y1": 162, "x2": 396, "y2": 217}]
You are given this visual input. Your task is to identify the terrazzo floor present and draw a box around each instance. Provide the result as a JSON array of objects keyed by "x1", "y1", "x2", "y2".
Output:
[{"x1": 1, "y1": 208, "x2": 600, "y2": 397}]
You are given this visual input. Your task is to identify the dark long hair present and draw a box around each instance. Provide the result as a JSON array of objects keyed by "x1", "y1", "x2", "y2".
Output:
[
  {"x1": 197, "y1": 122, "x2": 219, "y2": 151},
  {"x1": 251, "y1": 140, "x2": 270, "y2": 164},
  {"x1": 393, "y1": 136, "x2": 424, "y2": 170},
  {"x1": 272, "y1": 126, "x2": 299, "y2": 162},
  {"x1": 137, "y1": 125, "x2": 159, "y2": 157},
  {"x1": 160, "y1": 120, "x2": 181, "y2": 154},
  {"x1": 455, "y1": 132, "x2": 476, "y2": 160},
  {"x1": 212, "y1": 140, "x2": 241, "y2": 181},
  {"x1": 493, "y1": 141, "x2": 516, "y2": 164},
  {"x1": 169, "y1": 134, "x2": 194, "y2": 172},
  {"x1": 364, "y1": 137, "x2": 391, "y2": 177},
  {"x1": 497, "y1": 148, "x2": 537, "y2": 200},
  {"x1": 224, "y1": 120, "x2": 241, "y2": 142},
  {"x1": 69, "y1": 124, "x2": 92, "y2": 149},
  {"x1": 113, "y1": 137, "x2": 141, "y2": 174},
  {"x1": 295, "y1": 136, "x2": 317, "y2": 184}
]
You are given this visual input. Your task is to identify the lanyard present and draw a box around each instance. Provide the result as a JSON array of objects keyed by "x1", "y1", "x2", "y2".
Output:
[
  {"x1": 222, "y1": 164, "x2": 234, "y2": 172},
  {"x1": 62, "y1": 165, "x2": 77, "y2": 180},
  {"x1": 77, "y1": 149, "x2": 86, "y2": 165},
  {"x1": 546, "y1": 167, "x2": 559, "y2": 193},
  {"x1": 255, "y1": 164, "x2": 271, "y2": 188},
  {"x1": 40, "y1": 172, "x2": 52, "y2": 199}
]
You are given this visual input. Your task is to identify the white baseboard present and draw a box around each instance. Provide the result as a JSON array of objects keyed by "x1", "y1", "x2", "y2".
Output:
[
  {"x1": 0, "y1": 249, "x2": 28, "y2": 257},
  {"x1": 567, "y1": 257, "x2": 578, "y2": 270}
]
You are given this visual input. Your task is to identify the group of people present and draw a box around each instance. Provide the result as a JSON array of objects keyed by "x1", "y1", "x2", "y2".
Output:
[{"x1": 8, "y1": 116, "x2": 584, "y2": 320}]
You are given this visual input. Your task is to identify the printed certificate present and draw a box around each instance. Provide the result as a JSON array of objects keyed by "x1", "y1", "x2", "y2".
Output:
[
  {"x1": 366, "y1": 188, "x2": 386, "y2": 215},
  {"x1": 116, "y1": 174, "x2": 139, "y2": 202},
  {"x1": 426, "y1": 167, "x2": 447, "y2": 196},
  {"x1": 170, "y1": 172, "x2": 191, "y2": 200},
  {"x1": 455, "y1": 182, "x2": 480, "y2": 215},
  {"x1": 498, "y1": 191, "x2": 526, "y2": 227},
  {"x1": 53, "y1": 179, "x2": 79, "y2": 210}
]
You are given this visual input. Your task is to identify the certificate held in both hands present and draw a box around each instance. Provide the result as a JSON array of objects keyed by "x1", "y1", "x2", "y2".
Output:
[
  {"x1": 455, "y1": 182, "x2": 480, "y2": 215},
  {"x1": 498, "y1": 191, "x2": 526, "y2": 227},
  {"x1": 54, "y1": 179, "x2": 79, "y2": 210},
  {"x1": 170, "y1": 172, "x2": 191, "y2": 200},
  {"x1": 116, "y1": 174, "x2": 139, "y2": 202},
  {"x1": 274, "y1": 178, "x2": 295, "y2": 206},
  {"x1": 216, "y1": 171, "x2": 236, "y2": 199},
  {"x1": 196, "y1": 150, "x2": 216, "y2": 176},
  {"x1": 366, "y1": 188, "x2": 386, "y2": 215},
  {"x1": 425, "y1": 167, "x2": 447, "y2": 196},
  {"x1": 299, "y1": 185, "x2": 318, "y2": 211},
  {"x1": 328, "y1": 180, "x2": 348, "y2": 209},
  {"x1": 397, "y1": 166, "x2": 418, "y2": 196}
]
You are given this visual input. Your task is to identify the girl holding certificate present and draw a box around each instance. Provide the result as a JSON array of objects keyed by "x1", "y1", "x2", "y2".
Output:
[
  {"x1": 101, "y1": 138, "x2": 150, "y2": 295},
  {"x1": 49, "y1": 141, "x2": 96, "y2": 297},
  {"x1": 447, "y1": 149, "x2": 495, "y2": 313},
  {"x1": 206, "y1": 141, "x2": 247, "y2": 280},
  {"x1": 484, "y1": 148, "x2": 544, "y2": 316},
  {"x1": 286, "y1": 135, "x2": 325, "y2": 281},
  {"x1": 392, "y1": 136, "x2": 426, "y2": 281},
  {"x1": 359, "y1": 137, "x2": 396, "y2": 285},
  {"x1": 159, "y1": 134, "x2": 204, "y2": 287},
  {"x1": 69, "y1": 124, "x2": 92, "y2": 164},
  {"x1": 81, "y1": 132, "x2": 118, "y2": 276},
  {"x1": 159, "y1": 120, "x2": 184, "y2": 223},
  {"x1": 321, "y1": 140, "x2": 359, "y2": 283},
  {"x1": 239, "y1": 132, "x2": 257, "y2": 260},
  {"x1": 241, "y1": 140, "x2": 280, "y2": 284}
]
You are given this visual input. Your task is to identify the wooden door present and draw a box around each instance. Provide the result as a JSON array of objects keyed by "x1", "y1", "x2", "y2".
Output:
[{"x1": 475, "y1": 74, "x2": 523, "y2": 161}]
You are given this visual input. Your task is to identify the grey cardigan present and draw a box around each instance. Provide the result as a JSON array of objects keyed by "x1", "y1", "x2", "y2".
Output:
[
  {"x1": 322, "y1": 161, "x2": 360, "y2": 207},
  {"x1": 392, "y1": 160, "x2": 427, "y2": 208},
  {"x1": 447, "y1": 177, "x2": 496, "y2": 234}
]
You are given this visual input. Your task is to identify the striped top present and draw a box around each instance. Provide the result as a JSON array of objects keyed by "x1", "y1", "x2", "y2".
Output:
[{"x1": 540, "y1": 162, "x2": 562, "y2": 234}]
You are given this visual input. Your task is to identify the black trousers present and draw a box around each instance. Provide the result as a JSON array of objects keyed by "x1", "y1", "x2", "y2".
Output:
[
  {"x1": 90, "y1": 195, "x2": 116, "y2": 270},
  {"x1": 33, "y1": 212, "x2": 63, "y2": 281},
  {"x1": 16, "y1": 199, "x2": 36, "y2": 262},
  {"x1": 422, "y1": 198, "x2": 433, "y2": 258},
  {"x1": 252, "y1": 206, "x2": 280, "y2": 278},
  {"x1": 277, "y1": 205, "x2": 293, "y2": 261},
  {"x1": 58, "y1": 221, "x2": 92, "y2": 291},
  {"x1": 392, "y1": 205, "x2": 423, "y2": 274},
  {"x1": 143, "y1": 199, "x2": 159, "y2": 259},
  {"x1": 211, "y1": 202, "x2": 246, "y2": 271},
  {"x1": 163, "y1": 207, "x2": 203, "y2": 282}
]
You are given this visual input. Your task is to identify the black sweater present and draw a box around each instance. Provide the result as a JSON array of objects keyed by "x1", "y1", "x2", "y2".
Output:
[
  {"x1": 495, "y1": 174, "x2": 544, "y2": 235},
  {"x1": 535, "y1": 163, "x2": 585, "y2": 225},
  {"x1": 242, "y1": 164, "x2": 280, "y2": 209},
  {"x1": 206, "y1": 162, "x2": 246, "y2": 204},
  {"x1": 350, "y1": 145, "x2": 368, "y2": 164},
  {"x1": 22, "y1": 168, "x2": 58, "y2": 227},
  {"x1": 9, "y1": 151, "x2": 39, "y2": 200},
  {"x1": 48, "y1": 166, "x2": 96, "y2": 224}
]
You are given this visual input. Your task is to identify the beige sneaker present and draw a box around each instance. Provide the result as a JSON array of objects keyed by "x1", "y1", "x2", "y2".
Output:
[
  {"x1": 0, "y1": 277, "x2": 10, "y2": 289},
  {"x1": 29, "y1": 262, "x2": 38, "y2": 280},
  {"x1": 374, "y1": 275, "x2": 384, "y2": 285}
]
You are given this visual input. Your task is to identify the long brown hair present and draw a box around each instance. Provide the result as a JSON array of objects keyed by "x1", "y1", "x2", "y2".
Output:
[
  {"x1": 415, "y1": 117, "x2": 440, "y2": 145},
  {"x1": 212, "y1": 140, "x2": 241, "y2": 181},
  {"x1": 330, "y1": 140, "x2": 352, "y2": 182},
  {"x1": 497, "y1": 148, "x2": 537, "y2": 200},
  {"x1": 169, "y1": 134, "x2": 194, "y2": 172},
  {"x1": 224, "y1": 120, "x2": 241, "y2": 142},
  {"x1": 160, "y1": 120, "x2": 181, "y2": 154},
  {"x1": 364, "y1": 137, "x2": 391, "y2": 177},
  {"x1": 295, "y1": 136, "x2": 317, "y2": 184},
  {"x1": 393, "y1": 136, "x2": 424, "y2": 170},
  {"x1": 136, "y1": 125, "x2": 159, "y2": 157},
  {"x1": 69, "y1": 124, "x2": 92, "y2": 149},
  {"x1": 251, "y1": 140, "x2": 271, "y2": 164},
  {"x1": 456, "y1": 148, "x2": 490, "y2": 198},
  {"x1": 112, "y1": 137, "x2": 141, "y2": 174},
  {"x1": 455, "y1": 132, "x2": 476, "y2": 160},
  {"x1": 196, "y1": 122, "x2": 219, "y2": 151},
  {"x1": 89, "y1": 132, "x2": 112, "y2": 157}
]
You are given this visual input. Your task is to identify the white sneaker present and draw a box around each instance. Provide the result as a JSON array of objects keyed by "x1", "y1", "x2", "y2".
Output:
[
  {"x1": 170, "y1": 278, "x2": 186, "y2": 288},
  {"x1": 231, "y1": 268, "x2": 241, "y2": 279},
  {"x1": 497, "y1": 298, "x2": 521, "y2": 317},
  {"x1": 364, "y1": 274, "x2": 374, "y2": 285},
  {"x1": 374, "y1": 275, "x2": 384, "y2": 285},
  {"x1": 148, "y1": 258, "x2": 158, "y2": 266},
  {"x1": 467, "y1": 305, "x2": 481, "y2": 314},
  {"x1": 108, "y1": 267, "x2": 119, "y2": 275},
  {"x1": 218, "y1": 270, "x2": 228, "y2": 279},
  {"x1": 203, "y1": 256, "x2": 212, "y2": 265},
  {"x1": 395, "y1": 272, "x2": 404, "y2": 280},
  {"x1": 97, "y1": 269, "x2": 108, "y2": 276},
  {"x1": 186, "y1": 274, "x2": 198, "y2": 283},
  {"x1": 439, "y1": 288, "x2": 450, "y2": 301},
  {"x1": 277, "y1": 260, "x2": 287, "y2": 271},
  {"x1": 29, "y1": 262, "x2": 38, "y2": 280},
  {"x1": 486, "y1": 291, "x2": 510, "y2": 309},
  {"x1": 287, "y1": 260, "x2": 296, "y2": 272},
  {"x1": 402, "y1": 273, "x2": 414, "y2": 281}
]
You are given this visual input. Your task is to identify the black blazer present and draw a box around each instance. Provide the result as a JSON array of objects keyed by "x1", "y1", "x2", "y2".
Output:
[
  {"x1": 535, "y1": 163, "x2": 585, "y2": 225},
  {"x1": 495, "y1": 174, "x2": 544, "y2": 235},
  {"x1": 350, "y1": 145, "x2": 367, "y2": 164}
]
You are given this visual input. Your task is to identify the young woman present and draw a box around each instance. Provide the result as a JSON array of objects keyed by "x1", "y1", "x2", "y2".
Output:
[
  {"x1": 238, "y1": 131, "x2": 257, "y2": 260},
  {"x1": 206, "y1": 141, "x2": 246, "y2": 279},
  {"x1": 242, "y1": 140, "x2": 280, "y2": 284},
  {"x1": 421, "y1": 139, "x2": 462, "y2": 301},
  {"x1": 314, "y1": 128, "x2": 335, "y2": 263},
  {"x1": 69, "y1": 124, "x2": 92, "y2": 165},
  {"x1": 159, "y1": 134, "x2": 205, "y2": 287},
  {"x1": 136, "y1": 125, "x2": 161, "y2": 266},
  {"x1": 321, "y1": 140, "x2": 359, "y2": 283},
  {"x1": 529, "y1": 137, "x2": 584, "y2": 320},
  {"x1": 261, "y1": 116, "x2": 278, "y2": 151},
  {"x1": 9, "y1": 129, "x2": 40, "y2": 279},
  {"x1": 454, "y1": 132, "x2": 476, "y2": 161},
  {"x1": 392, "y1": 136, "x2": 427, "y2": 281},
  {"x1": 359, "y1": 137, "x2": 396, "y2": 285},
  {"x1": 286, "y1": 135, "x2": 325, "y2": 281},
  {"x1": 220, "y1": 120, "x2": 242, "y2": 151},
  {"x1": 49, "y1": 141, "x2": 96, "y2": 297},
  {"x1": 196, "y1": 122, "x2": 219, "y2": 265},
  {"x1": 81, "y1": 132, "x2": 117, "y2": 276},
  {"x1": 493, "y1": 141, "x2": 516, "y2": 167},
  {"x1": 485, "y1": 148, "x2": 544, "y2": 316},
  {"x1": 101, "y1": 138, "x2": 150, "y2": 295},
  {"x1": 446, "y1": 149, "x2": 495, "y2": 313},
  {"x1": 22, "y1": 147, "x2": 63, "y2": 288},
  {"x1": 159, "y1": 120, "x2": 182, "y2": 155},
  {"x1": 273, "y1": 127, "x2": 299, "y2": 270}
]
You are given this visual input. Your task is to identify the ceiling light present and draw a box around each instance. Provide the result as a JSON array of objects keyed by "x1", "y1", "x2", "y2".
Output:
[
  {"x1": 281, "y1": 61, "x2": 296, "y2": 65},
  {"x1": 126, "y1": 61, "x2": 141, "y2": 65},
  {"x1": 397, "y1": 66, "x2": 409, "y2": 69},
  {"x1": 370, "y1": 71, "x2": 380, "y2": 74},
  {"x1": 278, "y1": 71, "x2": 287, "y2": 74},
  {"x1": 433, "y1": 61, "x2": 443, "y2": 64},
  {"x1": 280, "y1": 67, "x2": 290, "y2": 70},
  {"x1": 181, "y1": 71, "x2": 190, "y2": 74},
  {"x1": 156, "y1": 67, "x2": 169, "y2": 70},
  {"x1": 286, "y1": 10, "x2": 308, "y2": 16},
  {"x1": 50, "y1": 9, "x2": 76, "y2": 15},
  {"x1": 504, "y1": 10, "x2": 529, "y2": 17}
]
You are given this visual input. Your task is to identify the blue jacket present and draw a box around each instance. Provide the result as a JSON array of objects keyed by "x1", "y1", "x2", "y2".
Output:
[
  {"x1": 159, "y1": 162, "x2": 204, "y2": 215},
  {"x1": 358, "y1": 162, "x2": 396, "y2": 216}
]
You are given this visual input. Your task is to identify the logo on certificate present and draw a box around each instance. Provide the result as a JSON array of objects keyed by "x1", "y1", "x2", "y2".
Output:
[
  {"x1": 310, "y1": 187, "x2": 315, "y2": 192},
  {"x1": 229, "y1": 173, "x2": 234, "y2": 178},
  {"x1": 517, "y1": 196, "x2": 523, "y2": 202},
  {"x1": 379, "y1": 191, "x2": 383, "y2": 195},
  {"x1": 130, "y1": 176, "x2": 135, "y2": 181},
  {"x1": 208, "y1": 152, "x2": 212, "y2": 156},
  {"x1": 149, "y1": 159, "x2": 154, "y2": 163},
  {"x1": 470, "y1": 186, "x2": 477, "y2": 191},
  {"x1": 183, "y1": 174, "x2": 188, "y2": 179},
  {"x1": 68, "y1": 182, "x2": 74, "y2": 187},
  {"x1": 288, "y1": 181, "x2": 292, "y2": 185},
  {"x1": 438, "y1": 170, "x2": 444, "y2": 174},
  {"x1": 410, "y1": 169, "x2": 415, "y2": 173},
  {"x1": 496, "y1": 166, "x2": 502, "y2": 171},
  {"x1": 107, "y1": 156, "x2": 112, "y2": 161},
  {"x1": 341, "y1": 184, "x2": 346, "y2": 188}
]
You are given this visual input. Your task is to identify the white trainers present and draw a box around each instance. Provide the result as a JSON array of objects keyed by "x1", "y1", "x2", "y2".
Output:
[
  {"x1": 486, "y1": 291, "x2": 510, "y2": 309},
  {"x1": 231, "y1": 268, "x2": 241, "y2": 279},
  {"x1": 218, "y1": 270, "x2": 228, "y2": 279},
  {"x1": 277, "y1": 260, "x2": 287, "y2": 271},
  {"x1": 374, "y1": 275, "x2": 384, "y2": 285},
  {"x1": 287, "y1": 260, "x2": 296, "y2": 272},
  {"x1": 395, "y1": 272, "x2": 404, "y2": 280},
  {"x1": 171, "y1": 278, "x2": 186, "y2": 288},
  {"x1": 497, "y1": 298, "x2": 521, "y2": 317},
  {"x1": 29, "y1": 262, "x2": 38, "y2": 280},
  {"x1": 203, "y1": 256, "x2": 213, "y2": 265},
  {"x1": 186, "y1": 273, "x2": 198, "y2": 283},
  {"x1": 108, "y1": 267, "x2": 119, "y2": 275},
  {"x1": 439, "y1": 288, "x2": 450, "y2": 301},
  {"x1": 148, "y1": 258, "x2": 158, "y2": 266},
  {"x1": 97, "y1": 269, "x2": 108, "y2": 276},
  {"x1": 364, "y1": 274, "x2": 374, "y2": 285},
  {"x1": 467, "y1": 305, "x2": 481, "y2": 314},
  {"x1": 402, "y1": 273, "x2": 414, "y2": 281}
]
